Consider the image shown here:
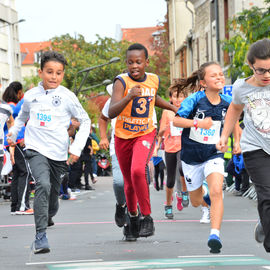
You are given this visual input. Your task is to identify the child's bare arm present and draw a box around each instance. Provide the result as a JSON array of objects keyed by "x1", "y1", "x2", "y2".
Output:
[
  {"x1": 6, "y1": 115, "x2": 14, "y2": 129},
  {"x1": 109, "y1": 80, "x2": 141, "y2": 119},
  {"x1": 99, "y1": 113, "x2": 110, "y2": 150},
  {"x1": 155, "y1": 95, "x2": 178, "y2": 113}
]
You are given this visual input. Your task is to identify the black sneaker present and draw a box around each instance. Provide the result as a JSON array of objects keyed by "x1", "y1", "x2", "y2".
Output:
[
  {"x1": 123, "y1": 224, "x2": 137, "y2": 241},
  {"x1": 48, "y1": 217, "x2": 54, "y2": 227},
  {"x1": 115, "y1": 204, "x2": 126, "y2": 227},
  {"x1": 85, "y1": 185, "x2": 95, "y2": 190},
  {"x1": 139, "y1": 215, "x2": 155, "y2": 237},
  {"x1": 254, "y1": 220, "x2": 265, "y2": 243},
  {"x1": 129, "y1": 215, "x2": 140, "y2": 238}
]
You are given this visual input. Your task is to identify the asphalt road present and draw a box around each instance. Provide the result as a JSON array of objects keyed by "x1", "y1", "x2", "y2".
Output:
[{"x1": 0, "y1": 176, "x2": 269, "y2": 270}]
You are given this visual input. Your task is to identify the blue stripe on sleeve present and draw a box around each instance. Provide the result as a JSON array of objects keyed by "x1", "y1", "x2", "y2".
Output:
[
  {"x1": 176, "y1": 91, "x2": 205, "y2": 118},
  {"x1": 113, "y1": 76, "x2": 126, "y2": 90}
]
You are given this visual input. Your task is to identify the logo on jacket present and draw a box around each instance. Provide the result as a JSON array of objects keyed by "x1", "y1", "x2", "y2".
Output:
[{"x1": 52, "y1": 96, "x2": 61, "y2": 107}]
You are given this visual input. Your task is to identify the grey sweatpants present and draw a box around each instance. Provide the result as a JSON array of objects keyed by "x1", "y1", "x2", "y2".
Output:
[{"x1": 25, "y1": 149, "x2": 67, "y2": 233}]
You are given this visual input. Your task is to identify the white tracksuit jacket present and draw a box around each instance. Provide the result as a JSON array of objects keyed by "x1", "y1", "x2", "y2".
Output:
[{"x1": 9, "y1": 82, "x2": 91, "y2": 161}]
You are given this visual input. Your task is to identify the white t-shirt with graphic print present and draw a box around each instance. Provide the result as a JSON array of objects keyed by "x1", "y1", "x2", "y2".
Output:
[{"x1": 232, "y1": 78, "x2": 270, "y2": 154}]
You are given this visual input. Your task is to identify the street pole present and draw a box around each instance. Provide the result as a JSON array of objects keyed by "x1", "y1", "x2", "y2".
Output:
[{"x1": 74, "y1": 57, "x2": 120, "y2": 96}]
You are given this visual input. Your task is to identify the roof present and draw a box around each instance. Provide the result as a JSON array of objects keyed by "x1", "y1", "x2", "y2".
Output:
[
  {"x1": 20, "y1": 41, "x2": 52, "y2": 65},
  {"x1": 121, "y1": 26, "x2": 164, "y2": 56}
]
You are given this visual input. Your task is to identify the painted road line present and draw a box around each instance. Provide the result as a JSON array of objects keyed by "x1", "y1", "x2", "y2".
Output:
[
  {"x1": 263, "y1": 267, "x2": 270, "y2": 269},
  {"x1": 26, "y1": 259, "x2": 103, "y2": 266},
  {"x1": 46, "y1": 256, "x2": 270, "y2": 270},
  {"x1": 0, "y1": 219, "x2": 258, "y2": 228},
  {"x1": 177, "y1": 254, "x2": 254, "y2": 258}
]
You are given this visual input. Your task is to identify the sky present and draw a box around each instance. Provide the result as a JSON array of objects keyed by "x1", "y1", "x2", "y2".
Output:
[{"x1": 16, "y1": 0, "x2": 167, "y2": 43}]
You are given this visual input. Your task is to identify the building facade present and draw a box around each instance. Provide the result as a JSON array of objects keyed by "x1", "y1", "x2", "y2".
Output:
[
  {"x1": 167, "y1": 0, "x2": 266, "y2": 82},
  {"x1": 0, "y1": 0, "x2": 22, "y2": 94},
  {"x1": 20, "y1": 41, "x2": 51, "y2": 78}
]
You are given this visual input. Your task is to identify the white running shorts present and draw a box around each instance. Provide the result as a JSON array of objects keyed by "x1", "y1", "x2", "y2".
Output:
[{"x1": 182, "y1": 157, "x2": 224, "y2": 191}]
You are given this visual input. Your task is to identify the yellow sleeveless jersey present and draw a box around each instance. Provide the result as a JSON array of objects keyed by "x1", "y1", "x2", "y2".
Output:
[{"x1": 114, "y1": 72, "x2": 159, "y2": 139}]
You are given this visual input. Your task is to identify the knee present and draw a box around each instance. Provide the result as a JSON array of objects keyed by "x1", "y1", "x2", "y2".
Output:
[
  {"x1": 132, "y1": 167, "x2": 144, "y2": 180},
  {"x1": 210, "y1": 188, "x2": 223, "y2": 200},
  {"x1": 191, "y1": 201, "x2": 201, "y2": 207},
  {"x1": 36, "y1": 180, "x2": 50, "y2": 194}
]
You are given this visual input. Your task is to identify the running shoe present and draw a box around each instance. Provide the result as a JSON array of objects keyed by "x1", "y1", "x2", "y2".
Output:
[
  {"x1": 200, "y1": 206, "x2": 210, "y2": 224},
  {"x1": 16, "y1": 208, "x2": 34, "y2": 215},
  {"x1": 254, "y1": 220, "x2": 265, "y2": 243},
  {"x1": 175, "y1": 192, "x2": 183, "y2": 211},
  {"x1": 129, "y1": 215, "x2": 140, "y2": 238},
  {"x1": 202, "y1": 181, "x2": 211, "y2": 206},
  {"x1": 182, "y1": 191, "x2": 189, "y2": 208},
  {"x1": 165, "y1": 205, "x2": 174, "y2": 219},
  {"x1": 208, "y1": 234, "x2": 222, "y2": 253},
  {"x1": 123, "y1": 224, "x2": 137, "y2": 241},
  {"x1": 60, "y1": 194, "x2": 70, "y2": 200},
  {"x1": 48, "y1": 217, "x2": 54, "y2": 227},
  {"x1": 32, "y1": 232, "x2": 50, "y2": 254},
  {"x1": 139, "y1": 215, "x2": 155, "y2": 237},
  {"x1": 115, "y1": 203, "x2": 127, "y2": 227}
]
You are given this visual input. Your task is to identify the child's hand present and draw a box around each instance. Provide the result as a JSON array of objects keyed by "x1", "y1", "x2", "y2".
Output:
[
  {"x1": 7, "y1": 132, "x2": 16, "y2": 147},
  {"x1": 153, "y1": 146, "x2": 158, "y2": 157},
  {"x1": 99, "y1": 138, "x2": 109, "y2": 150},
  {"x1": 216, "y1": 136, "x2": 228, "y2": 153},
  {"x1": 127, "y1": 85, "x2": 142, "y2": 100},
  {"x1": 67, "y1": 154, "x2": 79, "y2": 165},
  {"x1": 198, "y1": 117, "x2": 213, "y2": 130},
  {"x1": 233, "y1": 141, "x2": 241, "y2": 155}
]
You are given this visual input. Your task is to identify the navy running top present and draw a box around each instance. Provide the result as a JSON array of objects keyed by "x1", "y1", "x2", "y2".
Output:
[{"x1": 176, "y1": 90, "x2": 232, "y2": 165}]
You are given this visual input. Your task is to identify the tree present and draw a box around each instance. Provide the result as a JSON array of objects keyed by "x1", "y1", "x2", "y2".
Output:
[
  {"x1": 50, "y1": 34, "x2": 130, "y2": 94},
  {"x1": 222, "y1": 0, "x2": 270, "y2": 81},
  {"x1": 147, "y1": 20, "x2": 171, "y2": 122}
]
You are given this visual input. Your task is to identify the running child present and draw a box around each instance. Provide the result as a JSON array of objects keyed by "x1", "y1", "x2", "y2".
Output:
[
  {"x1": 154, "y1": 80, "x2": 189, "y2": 219},
  {"x1": 7, "y1": 51, "x2": 91, "y2": 254},
  {"x1": 109, "y1": 43, "x2": 178, "y2": 238},
  {"x1": 173, "y1": 61, "x2": 239, "y2": 253},
  {"x1": 217, "y1": 38, "x2": 270, "y2": 253}
]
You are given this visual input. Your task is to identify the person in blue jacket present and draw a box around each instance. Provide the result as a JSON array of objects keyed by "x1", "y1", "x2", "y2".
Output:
[
  {"x1": 3, "y1": 82, "x2": 33, "y2": 215},
  {"x1": 173, "y1": 62, "x2": 240, "y2": 254}
]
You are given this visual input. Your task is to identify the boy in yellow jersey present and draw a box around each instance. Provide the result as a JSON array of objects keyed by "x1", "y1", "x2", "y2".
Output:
[{"x1": 109, "y1": 43, "x2": 178, "y2": 238}]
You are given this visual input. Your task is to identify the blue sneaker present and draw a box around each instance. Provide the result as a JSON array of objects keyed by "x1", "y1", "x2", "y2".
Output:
[
  {"x1": 203, "y1": 181, "x2": 211, "y2": 206},
  {"x1": 165, "y1": 205, "x2": 174, "y2": 219},
  {"x1": 32, "y1": 232, "x2": 50, "y2": 254},
  {"x1": 182, "y1": 191, "x2": 189, "y2": 208},
  {"x1": 208, "y1": 234, "x2": 222, "y2": 253}
]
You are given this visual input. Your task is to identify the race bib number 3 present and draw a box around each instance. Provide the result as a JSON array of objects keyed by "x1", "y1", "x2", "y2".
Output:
[
  {"x1": 189, "y1": 120, "x2": 221, "y2": 144},
  {"x1": 131, "y1": 97, "x2": 151, "y2": 118}
]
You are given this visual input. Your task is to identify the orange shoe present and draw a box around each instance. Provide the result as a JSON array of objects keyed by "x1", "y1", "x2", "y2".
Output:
[{"x1": 16, "y1": 208, "x2": 34, "y2": 215}]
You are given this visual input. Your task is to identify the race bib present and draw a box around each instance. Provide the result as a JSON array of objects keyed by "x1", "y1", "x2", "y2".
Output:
[
  {"x1": 189, "y1": 120, "x2": 221, "y2": 144},
  {"x1": 29, "y1": 104, "x2": 55, "y2": 130},
  {"x1": 170, "y1": 121, "x2": 183, "y2": 136}
]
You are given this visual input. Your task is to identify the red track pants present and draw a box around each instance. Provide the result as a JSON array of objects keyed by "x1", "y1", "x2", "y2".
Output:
[{"x1": 115, "y1": 130, "x2": 156, "y2": 216}]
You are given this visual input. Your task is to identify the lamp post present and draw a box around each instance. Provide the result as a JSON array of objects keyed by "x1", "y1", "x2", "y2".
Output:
[
  {"x1": 88, "y1": 91, "x2": 106, "y2": 100},
  {"x1": 0, "y1": 18, "x2": 25, "y2": 82},
  {"x1": 74, "y1": 57, "x2": 120, "y2": 96},
  {"x1": 79, "y1": 79, "x2": 112, "y2": 93},
  {"x1": 0, "y1": 19, "x2": 25, "y2": 28}
]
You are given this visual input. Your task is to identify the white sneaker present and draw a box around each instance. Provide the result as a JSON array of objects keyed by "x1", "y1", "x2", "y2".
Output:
[{"x1": 200, "y1": 206, "x2": 210, "y2": 224}]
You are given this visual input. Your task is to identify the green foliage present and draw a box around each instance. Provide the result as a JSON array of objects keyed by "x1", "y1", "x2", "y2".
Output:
[
  {"x1": 22, "y1": 34, "x2": 130, "y2": 95},
  {"x1": 222, "y1": 1, "x2": 270, "y2": 80},
  {"x1": 50, "y1": 34, "x2": 130, "y2": 93},
  {"x1": 23, "y1": 74, "x2": 41, "y2": 91}
]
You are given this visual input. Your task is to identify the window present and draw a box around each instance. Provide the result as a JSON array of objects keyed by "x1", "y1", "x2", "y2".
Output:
[{"x1": 0, "y1": 48, "x2": 8, "y2": 63}]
